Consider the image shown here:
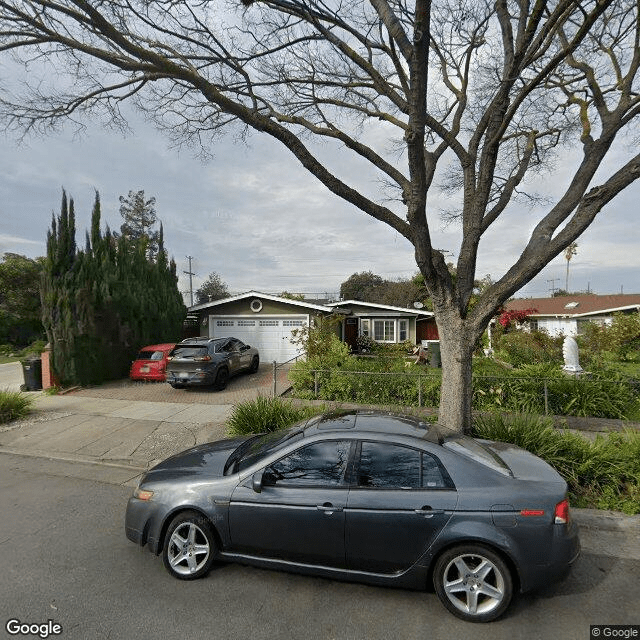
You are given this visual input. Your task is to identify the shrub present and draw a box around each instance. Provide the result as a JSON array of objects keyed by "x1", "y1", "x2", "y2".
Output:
[
  {"x1": 0, "y1": 390, "x2": 34, "y2": 424},
  {"x1": 472, "y1": 413, "x2": 640, "y2": 514},
  {"x1": 579, "y1": 313, "x2": 640, "y2": 362},
  {"x1": 494, "y1": 329, "x2": 563, "y2": 367},
  {"x1": 16, "y1": 340, "x2": 47, "y2": 358},
  {"x1": 226, "y1": 396, "x2": 325, "y2": 436}
]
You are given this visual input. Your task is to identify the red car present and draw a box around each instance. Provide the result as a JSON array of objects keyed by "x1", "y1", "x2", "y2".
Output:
[{"x1": 129, "y1": 343, "x2": 176, "y2": 381}]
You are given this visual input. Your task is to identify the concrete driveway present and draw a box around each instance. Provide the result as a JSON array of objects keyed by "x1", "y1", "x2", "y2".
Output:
[{"x1": 63, "y1": 363, "x2": 292, "y2": 404}]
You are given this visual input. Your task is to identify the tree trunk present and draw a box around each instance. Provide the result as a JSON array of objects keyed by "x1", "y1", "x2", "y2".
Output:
[{"x1": 435, "y1": 310, "x2": 476, "y2": 434}]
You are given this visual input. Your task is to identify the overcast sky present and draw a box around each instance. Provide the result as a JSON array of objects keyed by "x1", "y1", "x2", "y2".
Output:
[{"x1": 1, "y1": 104, "x2": 638, "y2": 306}]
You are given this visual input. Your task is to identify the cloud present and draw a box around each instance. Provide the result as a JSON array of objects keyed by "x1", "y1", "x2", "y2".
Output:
[{"x1": 0, "y1": 96, "x2": 638, "y2": 303}]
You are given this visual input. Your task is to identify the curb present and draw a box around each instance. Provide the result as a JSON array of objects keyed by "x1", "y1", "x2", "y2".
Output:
[
  {"x1": 572, "y1": 507, "x2": 640, "y2": 533},
  {"x1": 0, "y1": 447, "x2": 148, "y2": 473}
]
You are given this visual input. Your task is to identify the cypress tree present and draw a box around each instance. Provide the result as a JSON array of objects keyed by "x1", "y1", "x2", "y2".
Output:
[{"x1": 42, "y1": 190, "x2": 186, "y2": 386}]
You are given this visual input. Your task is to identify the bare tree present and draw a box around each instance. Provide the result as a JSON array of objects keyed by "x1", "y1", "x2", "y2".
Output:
[{"x1": 1, "y1": 0, "x2": 639, "y2": 432}]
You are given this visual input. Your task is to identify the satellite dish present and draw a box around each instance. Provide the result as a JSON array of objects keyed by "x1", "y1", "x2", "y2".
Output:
[{"x1": 413, "y1": 302, "x2": 424, "y2": 309}]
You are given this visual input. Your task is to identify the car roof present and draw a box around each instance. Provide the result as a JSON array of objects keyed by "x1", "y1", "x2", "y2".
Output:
[
  {"x1": 177, "y1": 337, "x2": 231, "y2": 344},
  {"x1": 303, "y1": 410, "x2": 446, "y2": 444},
  {"x1": 138, "y1": 343, "x2": 176, "y2": 351}
]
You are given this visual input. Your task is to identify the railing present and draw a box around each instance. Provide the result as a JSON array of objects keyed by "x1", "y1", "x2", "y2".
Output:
[{"x1": 271, "y1": 353, "x2": 305, "y2": 397}]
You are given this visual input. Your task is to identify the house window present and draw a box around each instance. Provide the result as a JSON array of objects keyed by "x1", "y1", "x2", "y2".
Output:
[
  {"x1": 282, "y1": 320, "x2": 305, "y2": 327},
  {"x1": 528, "y1": 319, "x2": 538, "y2": 332},
  {"x1": 399, "y1": 319, "x2": 408, "y2": 342},
  {"x1": 360, "y1": 319, "x2": 370, "y2": 337},
  {"x1": 373, "y1": 319, "x2": 395, "y2": 342}
]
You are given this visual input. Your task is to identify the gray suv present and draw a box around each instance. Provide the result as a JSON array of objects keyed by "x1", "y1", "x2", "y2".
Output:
[{"x1": 166, "y1": 337, "x2": 259, "y2": 390}]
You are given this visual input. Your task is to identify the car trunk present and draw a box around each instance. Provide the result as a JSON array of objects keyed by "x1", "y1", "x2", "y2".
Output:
[{"x1": 481, "y1": 440, "x2": 565, "y2": 483}]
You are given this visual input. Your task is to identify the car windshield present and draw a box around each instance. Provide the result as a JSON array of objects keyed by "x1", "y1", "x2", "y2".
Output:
[
  {"x1": 226, "y1": 426, "x2": 305, "y2": 475},
  {"x1": 443, "y1": 435, "x2": 513, "y2": 476},
  {"x1": 171, "y1": 346, "x2": 208, "y2": 358}
]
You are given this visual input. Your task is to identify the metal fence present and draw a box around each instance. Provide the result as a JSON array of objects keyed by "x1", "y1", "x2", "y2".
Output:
[{"x1": 302, "y1": 368, "x2": 639, "y2": 416}]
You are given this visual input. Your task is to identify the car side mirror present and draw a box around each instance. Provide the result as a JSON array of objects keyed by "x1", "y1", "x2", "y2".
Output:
[
  {"x1": 241, "y1": 344, "x2": 250, "y2": 351},
  {"x1": 252, "y1": 469, "x2": 264, "y2": 493}
]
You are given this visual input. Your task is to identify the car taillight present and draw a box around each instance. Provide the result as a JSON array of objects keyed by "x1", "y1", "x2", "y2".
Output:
[{"x1": 554, "y1": 499, "x2": 570, "y2": 524}]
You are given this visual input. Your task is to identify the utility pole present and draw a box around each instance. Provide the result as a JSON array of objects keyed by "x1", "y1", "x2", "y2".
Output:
[
  {"x1": 546, "y1": 278, "x2": 560, "y2": 296},
  {"x1": 184, "y1": 256, "x2": 195, "y2": 307}
]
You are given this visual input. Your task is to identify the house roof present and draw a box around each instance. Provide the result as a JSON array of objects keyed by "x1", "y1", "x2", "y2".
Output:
[
  {"x1": 189, "y1": 290, "x2": 334, "y2": 313},
  {"x1": 505, "y1": 294, "x2": 640, "y2": 318},
  {"x1": 190, "y1": 291, "x2": 436, "y2": 318},
  {"x1": 326, "y1": 299, "x2": 434, "y2": 317}
]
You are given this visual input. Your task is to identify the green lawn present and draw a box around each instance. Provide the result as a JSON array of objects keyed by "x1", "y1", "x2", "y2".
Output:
[{"x1": 0, "y1": 356, "x2": 19, "y2": 364}]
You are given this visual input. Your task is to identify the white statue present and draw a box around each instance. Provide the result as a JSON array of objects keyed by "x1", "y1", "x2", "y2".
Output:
[{"x1": 562, "y1": 336, "x2": 583, "y2": 374}]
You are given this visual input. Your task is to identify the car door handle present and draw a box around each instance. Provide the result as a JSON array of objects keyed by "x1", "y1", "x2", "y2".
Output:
[
  {"x1": 414, "y1": 506, "x2": 444, "y2": 517},
  {"x1": 317, "y1": 502, "x2": 343, "y2": 514}
]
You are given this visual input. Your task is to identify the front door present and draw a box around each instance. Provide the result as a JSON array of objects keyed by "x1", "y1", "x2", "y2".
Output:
[
  {"x1": 229, "y1": 440, "x2": 353, "y2": 567},
  {"x1": 344, "y1": 319, "x2": 358, "y2": 351}
]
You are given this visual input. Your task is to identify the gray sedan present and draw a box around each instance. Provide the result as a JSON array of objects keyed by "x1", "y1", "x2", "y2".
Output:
[{"x1": 125, "y1": 410, "x2": 580, "y2": 623}]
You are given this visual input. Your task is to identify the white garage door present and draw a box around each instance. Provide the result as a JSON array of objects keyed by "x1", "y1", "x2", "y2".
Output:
[{"x1": 209, "y1": 316, "x2": 307, "y2": 363}]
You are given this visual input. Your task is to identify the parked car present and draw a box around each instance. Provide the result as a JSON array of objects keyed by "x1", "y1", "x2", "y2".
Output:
[
  {"x1": 129, "y1": 343, "x2": 176, "y2": 381},
  {"x1": 165, "y1": 337, "x2": 259, "y2": 390},
  {"x1": 125, "y1": 410, "x2": 580, "y2": 623}
]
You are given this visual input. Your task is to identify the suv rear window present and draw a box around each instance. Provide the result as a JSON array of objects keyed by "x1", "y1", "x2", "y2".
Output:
[{"x1": 171, "y1": 346, "x2": 209, "y2": 358}]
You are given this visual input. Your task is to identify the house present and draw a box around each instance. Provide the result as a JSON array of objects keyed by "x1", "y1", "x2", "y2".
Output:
[
  {"x1": 325, "y1": 299, "x2": 438, "y2": 352},
  {"x1": 504, "y1": 293, "x2": 640, "y2": 337},
  {"x1": 186, "y1": 291, "x2": 437, "y2": 362}
]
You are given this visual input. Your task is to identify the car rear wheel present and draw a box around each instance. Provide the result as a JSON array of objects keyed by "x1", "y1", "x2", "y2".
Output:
[
  {"x1": 433, "y1": 544, "x2": 513, "y2": 623},
  {"x1": 249, "y1": 356, "x2": 259, "y2": 373},
  {"x1": 162, "y1": 511, "x2": 216, "y2": 580},
  {"x1": 170, "y1": 383, "x2": 184, "y2": 389},
  {"x1": 214, "y1": 367, "x2": 229, "y2": 390}
]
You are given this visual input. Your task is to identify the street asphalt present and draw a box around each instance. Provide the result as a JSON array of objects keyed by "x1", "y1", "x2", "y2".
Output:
[{"x1": 1, "y1": 361, "x2": 639, "y2": 558}]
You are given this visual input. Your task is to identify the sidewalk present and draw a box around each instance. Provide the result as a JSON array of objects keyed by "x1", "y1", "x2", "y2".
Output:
[{"x1": 0, "y1": 393, "x2": 233, "y2": 471}]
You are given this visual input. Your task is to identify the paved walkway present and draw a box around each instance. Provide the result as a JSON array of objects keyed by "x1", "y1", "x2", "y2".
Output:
[{"x1": 0, "y1": 361, "x2": 23, "y2": 392}]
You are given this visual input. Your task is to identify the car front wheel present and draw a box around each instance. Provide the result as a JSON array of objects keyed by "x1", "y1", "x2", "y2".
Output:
[
  {"x1": 249, "y1": 356, "x2": 259, "y2": 373},
  {"x1": 433, "y1": 544, "x2": 513, "y2": 623},
  {"x1": 162, "y1": 511, "x2": 216, "y2": 580}
]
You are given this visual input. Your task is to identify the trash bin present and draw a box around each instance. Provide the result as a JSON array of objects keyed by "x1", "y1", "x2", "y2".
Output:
[
  {"x1": 21, "y1": 356, "x2": 43, "y2": 391},
  {"x1": 426, "y1": 340, "x2": 441, "y2": 368}
]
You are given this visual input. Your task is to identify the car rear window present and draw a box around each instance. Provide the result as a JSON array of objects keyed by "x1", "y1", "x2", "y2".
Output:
[
  {"x1": 171, "y1": 346, "x2": 209, "y2": 358},
  {"x1": 136, "y1": 350, "x2": 164, "y2": 360},
  {"x1": 443, "y1": 435, "x2": 512, "y2": 476}
]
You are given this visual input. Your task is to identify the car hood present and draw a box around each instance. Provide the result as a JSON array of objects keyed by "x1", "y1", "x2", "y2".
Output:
[{"x1": 145, "y1": 436, "x2": 250, "y2": 480}]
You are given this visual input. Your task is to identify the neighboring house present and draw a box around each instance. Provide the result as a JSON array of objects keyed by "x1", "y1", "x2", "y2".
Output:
[
  {"x1": 187, "y1": 291, "x2": 437, "y2": 362},
  {"x1": 504, "y1": 294, "x2": 640, "y2": 337}
]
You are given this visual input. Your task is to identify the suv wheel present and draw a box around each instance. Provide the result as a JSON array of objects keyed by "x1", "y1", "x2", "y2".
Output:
[{"x1": 214, "y1": 367, "x2": 229, "y2": 390}]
